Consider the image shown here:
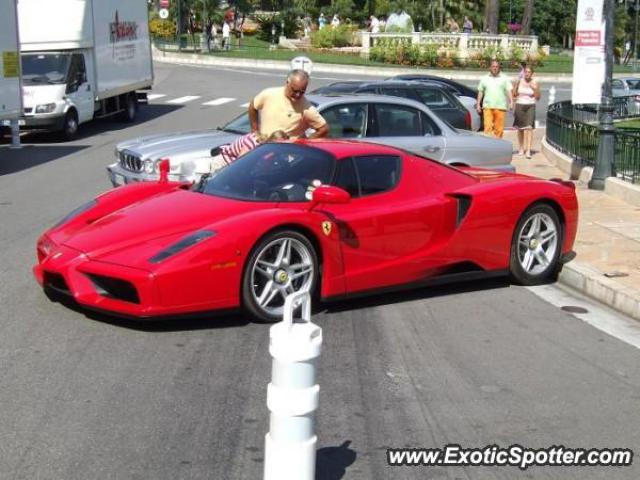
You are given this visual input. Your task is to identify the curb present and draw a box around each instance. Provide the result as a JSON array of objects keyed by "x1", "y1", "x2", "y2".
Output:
[
  {"x1": 559, "y1": 262, "x2": 640, "y2": 320},
  {"x1": 151, "y1": 46, "x2": 576, "y2": 83},
  {"x1": 543, "y1": 136, "x2": 640, "y2": 321}
]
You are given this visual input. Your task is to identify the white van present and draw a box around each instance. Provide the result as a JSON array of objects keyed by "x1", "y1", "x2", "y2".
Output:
[{"x1": 16, "y1": 0, "x2": 154, "y2": 139}]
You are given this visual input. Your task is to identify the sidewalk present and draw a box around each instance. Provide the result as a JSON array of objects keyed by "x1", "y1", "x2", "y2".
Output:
[{"x1": 506, "y1": 129, "x2": 640, "y2": 320}]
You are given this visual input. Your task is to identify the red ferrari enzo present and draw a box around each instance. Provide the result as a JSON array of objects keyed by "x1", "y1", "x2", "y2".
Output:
[{"x1": 34, "y1": 140, "x2": 578, "y2": 322}]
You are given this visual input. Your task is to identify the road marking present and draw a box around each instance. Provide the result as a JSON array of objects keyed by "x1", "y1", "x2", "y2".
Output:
[
  {"x1": 166, "y1": 96, "x2": 201, "y2": 104},
  {"x1": 528, "y1": 283, "x2": 640, "y2": 350},
  {"x1": 202, "y1": 97, "x2": 236, "y2": 106},
  {"x1": 147, "y1": 93, "x2": 167, "y2": 100},
  {"x1": 240, "y1": 102, "x2": 250, "y2": 108}
]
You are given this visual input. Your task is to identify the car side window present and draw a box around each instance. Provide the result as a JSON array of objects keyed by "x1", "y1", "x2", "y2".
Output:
[
  {"x1": 415, "y1": 88, "x2": 455, "y2": 110},
  {"x1": 333, "y1": 157, "x2": 360, "y2": 197},
  {"x1": 378, "y1": 86, "x2": 415, "y2": 101},
  {"x1": 66, "y1": 54, "x2": 86, "y2": 93},
  {"x1": 356, "y1": 86, "x2": 377, "y2": 94},
  {"x1": 420, "y1": 112, "x2": 439, "y2": 136},
  {"x1": 373, "y1": 104, "x2": 422, "y2": 137},
  {"x1": 353, "y1": 155, "x2": 401, "y2": 196},
  {"x1": 320, "y1": 103, "x2": 368, "y2": 138}
]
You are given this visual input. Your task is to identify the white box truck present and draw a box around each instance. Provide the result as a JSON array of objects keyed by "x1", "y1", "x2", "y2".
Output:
[
  {"x1": 16, "y1": 0, "x2": 153, "y2": 139},
  {"x1": 0, "y1": 0, "x2": 22, "y2": 122}
]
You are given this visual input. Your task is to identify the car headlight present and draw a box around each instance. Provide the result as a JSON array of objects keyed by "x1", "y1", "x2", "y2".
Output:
[
  {"x1": 38, "y1": 235, "x2": 56, "y2": 257},
  {"x1": 53, "y1": 199, "x2": 97, "y2": 228},
  {"x1": 149, "y1": 230, "x2": 216, "y2": 264},
  {"x1": 35, "y1": 103, "x2": 56, "y2": 114},
  {"x1": 143, "y1": 159, "x2": 155, "y2": 174}
]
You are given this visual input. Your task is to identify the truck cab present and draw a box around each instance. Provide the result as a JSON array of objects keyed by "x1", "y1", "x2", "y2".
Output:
[{"x1": 21, "y1": 51, "x2": 94, "y2": 139}]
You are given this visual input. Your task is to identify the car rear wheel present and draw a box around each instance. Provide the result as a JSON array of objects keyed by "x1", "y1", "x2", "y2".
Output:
[
  {"x1": 119, "y1": 93, "x2": 138, "y2": 122},
  {"x1": 509, "y1": 203, "x2": 562, "y2": 285},
  {"x1": 242, "y1": 230, "x2": 318, "y2": 323}
]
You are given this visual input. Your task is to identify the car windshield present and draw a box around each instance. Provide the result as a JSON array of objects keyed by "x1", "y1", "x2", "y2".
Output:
[
  {"x1": 219, "y1": 112, "x2": 252, "y2": 134},
  {"x1": 21, "y1": 53, "x2": 71, "y2": 85},
  {"x1": 201, "y1": 143, "x2": 336, "y2": 202}
]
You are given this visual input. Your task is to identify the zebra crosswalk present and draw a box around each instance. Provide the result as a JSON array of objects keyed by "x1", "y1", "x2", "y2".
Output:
[{"x1": 148, "y1": 93, "x2": 248, "y2": 108}]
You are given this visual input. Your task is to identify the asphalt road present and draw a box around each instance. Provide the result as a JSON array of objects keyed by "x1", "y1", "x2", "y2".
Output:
[{"x1": 0, "y1": 63, "x2": 637, "y2": 480}]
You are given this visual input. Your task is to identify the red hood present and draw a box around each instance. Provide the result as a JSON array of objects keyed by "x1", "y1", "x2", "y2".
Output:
[{"x1": 62, "y1": 190, "x2": 272, "y2": 261}]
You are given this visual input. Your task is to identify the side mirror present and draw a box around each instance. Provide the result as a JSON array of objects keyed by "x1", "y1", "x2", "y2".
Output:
[{"x1": 309, "y1": 185, "x2": 350, "y2": 209}]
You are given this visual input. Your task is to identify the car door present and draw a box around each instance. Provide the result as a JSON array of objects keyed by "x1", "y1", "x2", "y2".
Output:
[
  {"x1": 66, "y1": 53, "x2": 93, "y2": 123},
  {"x1": 324, "y1": 154, "x2": 448, "y2": 293},
  {"x1": 365, "y1": 102, "x2": 446, "y2": 161}
]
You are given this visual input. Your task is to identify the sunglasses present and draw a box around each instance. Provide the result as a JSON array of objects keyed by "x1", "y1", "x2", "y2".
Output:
[{"x1": 288, "y1": 84, "x2": 306, "y2": 95}]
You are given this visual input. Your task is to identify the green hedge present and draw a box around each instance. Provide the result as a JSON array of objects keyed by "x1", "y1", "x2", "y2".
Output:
[{"x1": 369, "y1": 41, "x2": 544, "y2": 68}]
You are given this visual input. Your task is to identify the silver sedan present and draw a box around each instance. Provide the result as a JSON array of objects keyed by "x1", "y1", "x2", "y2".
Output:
[{"x1": 107, "y1": 94, "x2": 513, "y2": 186}]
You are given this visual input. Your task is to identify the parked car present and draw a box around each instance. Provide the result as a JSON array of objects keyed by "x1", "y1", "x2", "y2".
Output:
[
  {"x1": 107, "y1": 94, "x2": 513, "y2": 186},
  {"x1": 388, "y1": 74, "x2": 481, "y2": 131},
  {"x1": 37, "y1": 140, "x2": 579, "y2": 322},
  {"x1": 311, "y1": 80, "x2": 472, "y2": 130},
  {"x1": 612, "y1": 77, "x2": 640, "y2": 115}
]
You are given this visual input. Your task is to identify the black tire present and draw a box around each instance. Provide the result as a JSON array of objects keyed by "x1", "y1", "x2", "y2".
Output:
[
  {"x1": 509, "y1": 203, "x2": 563, "y2": 285},
  {"x1": 242, "y1": 230, "x2": 318, "y2": 323},
  {"x1": 61, "y1": 109, "x2": 79, "y2": 141},
  {"x1": 119, "y1": 93, "x2": 138, "y2": 122}
]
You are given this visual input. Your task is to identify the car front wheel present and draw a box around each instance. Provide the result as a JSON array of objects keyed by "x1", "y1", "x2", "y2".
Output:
[
  {"x1": 242, "y1": 230, "x2": 318, "y2": 323},
  {"x1": 509, "y1": 203, "x2": 562, "y2": 285}
]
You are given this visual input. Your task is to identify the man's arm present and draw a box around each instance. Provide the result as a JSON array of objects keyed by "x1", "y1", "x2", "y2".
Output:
[
  {"x1": 308, "y1": 123, "x2": 329, "y2": 139},
  {"x1": 248, "y1": 100, "x2": 260, "y2": 134},
  {"x1": 476, "y1": 79, "x2": 484, "y2": 113}
]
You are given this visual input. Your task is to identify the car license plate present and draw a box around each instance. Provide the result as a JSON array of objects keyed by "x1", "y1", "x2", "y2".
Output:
[{"x1": 1, "y1": 119, "x2": 25, "y2": 126}]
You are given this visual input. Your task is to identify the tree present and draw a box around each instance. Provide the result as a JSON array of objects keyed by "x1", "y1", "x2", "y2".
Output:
[
  {"x1": 484, "y1": 0, "x2": 499, "y2": 33},
  {"x1": 521, "y1": 0, "x2": 533, "y2": 35}
]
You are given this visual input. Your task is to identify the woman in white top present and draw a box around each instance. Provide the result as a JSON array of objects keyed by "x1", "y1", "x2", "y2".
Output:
[{"x1": 512, "y1": 65, "x2": 541, "y2": 158}]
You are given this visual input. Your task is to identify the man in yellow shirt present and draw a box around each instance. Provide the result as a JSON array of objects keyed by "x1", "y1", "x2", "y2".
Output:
[{"x1": 248, "y1": 70, "x2": 329, "y2": 139}]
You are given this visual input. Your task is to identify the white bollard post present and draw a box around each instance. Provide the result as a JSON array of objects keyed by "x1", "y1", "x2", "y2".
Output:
[
  {"x1": 9, "y1": 118, "x2": 21, "y2": 149},
  {"x1": 264, "y1": 291, "x2": 322, "y2": 480},
  {"x1": 548, "y1": 85, "x2": 556, "y2": 107}
]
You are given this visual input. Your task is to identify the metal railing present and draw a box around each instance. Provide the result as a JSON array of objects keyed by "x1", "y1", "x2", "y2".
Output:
[{"x1": 546, "y1": 97, "x2": 640, "y2": 184}]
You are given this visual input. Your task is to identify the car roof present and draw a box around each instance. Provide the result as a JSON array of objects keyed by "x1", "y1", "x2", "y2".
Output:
[
  {"x1": 307, "y1": 92, "x2": 427, "y2": 109},
  {"x1": 320, "y1": 79, "x2": 449, "y2": 90},
  {"x1": 306, "y1": 93, "x2": 455, "y2": 133}
]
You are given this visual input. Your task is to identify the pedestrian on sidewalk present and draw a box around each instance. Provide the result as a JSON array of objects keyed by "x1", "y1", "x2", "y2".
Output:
[
  {"x1": 248, "y1": 69, "x2": 329, "y2": 139},
  {"x1": 513, "y1": 64, "x2": 541, "y2": 158},
  {"x1": 476, "y1": 60, "x2": 513, "y2": 138},
  {"x1": 462, "y1": 16, "x2": 473, "y2": 34},
  {"x1": 222, "y1": 19, "x2": 231, "y2": 50}
]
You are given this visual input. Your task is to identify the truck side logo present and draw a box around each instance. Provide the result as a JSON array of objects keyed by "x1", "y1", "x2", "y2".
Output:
[{"x1": 110, "y1": 10, "x2": 138, "y2": 43}]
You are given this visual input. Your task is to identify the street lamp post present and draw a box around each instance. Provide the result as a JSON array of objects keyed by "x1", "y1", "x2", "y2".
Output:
[{"x1": 589, "y1": 0, "x2": 616, "y2": 190}]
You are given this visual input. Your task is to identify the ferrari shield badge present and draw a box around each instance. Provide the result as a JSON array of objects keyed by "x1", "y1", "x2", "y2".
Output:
[{"x1": 321, "y1": 221, "x2": 332, "y2": 236}]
